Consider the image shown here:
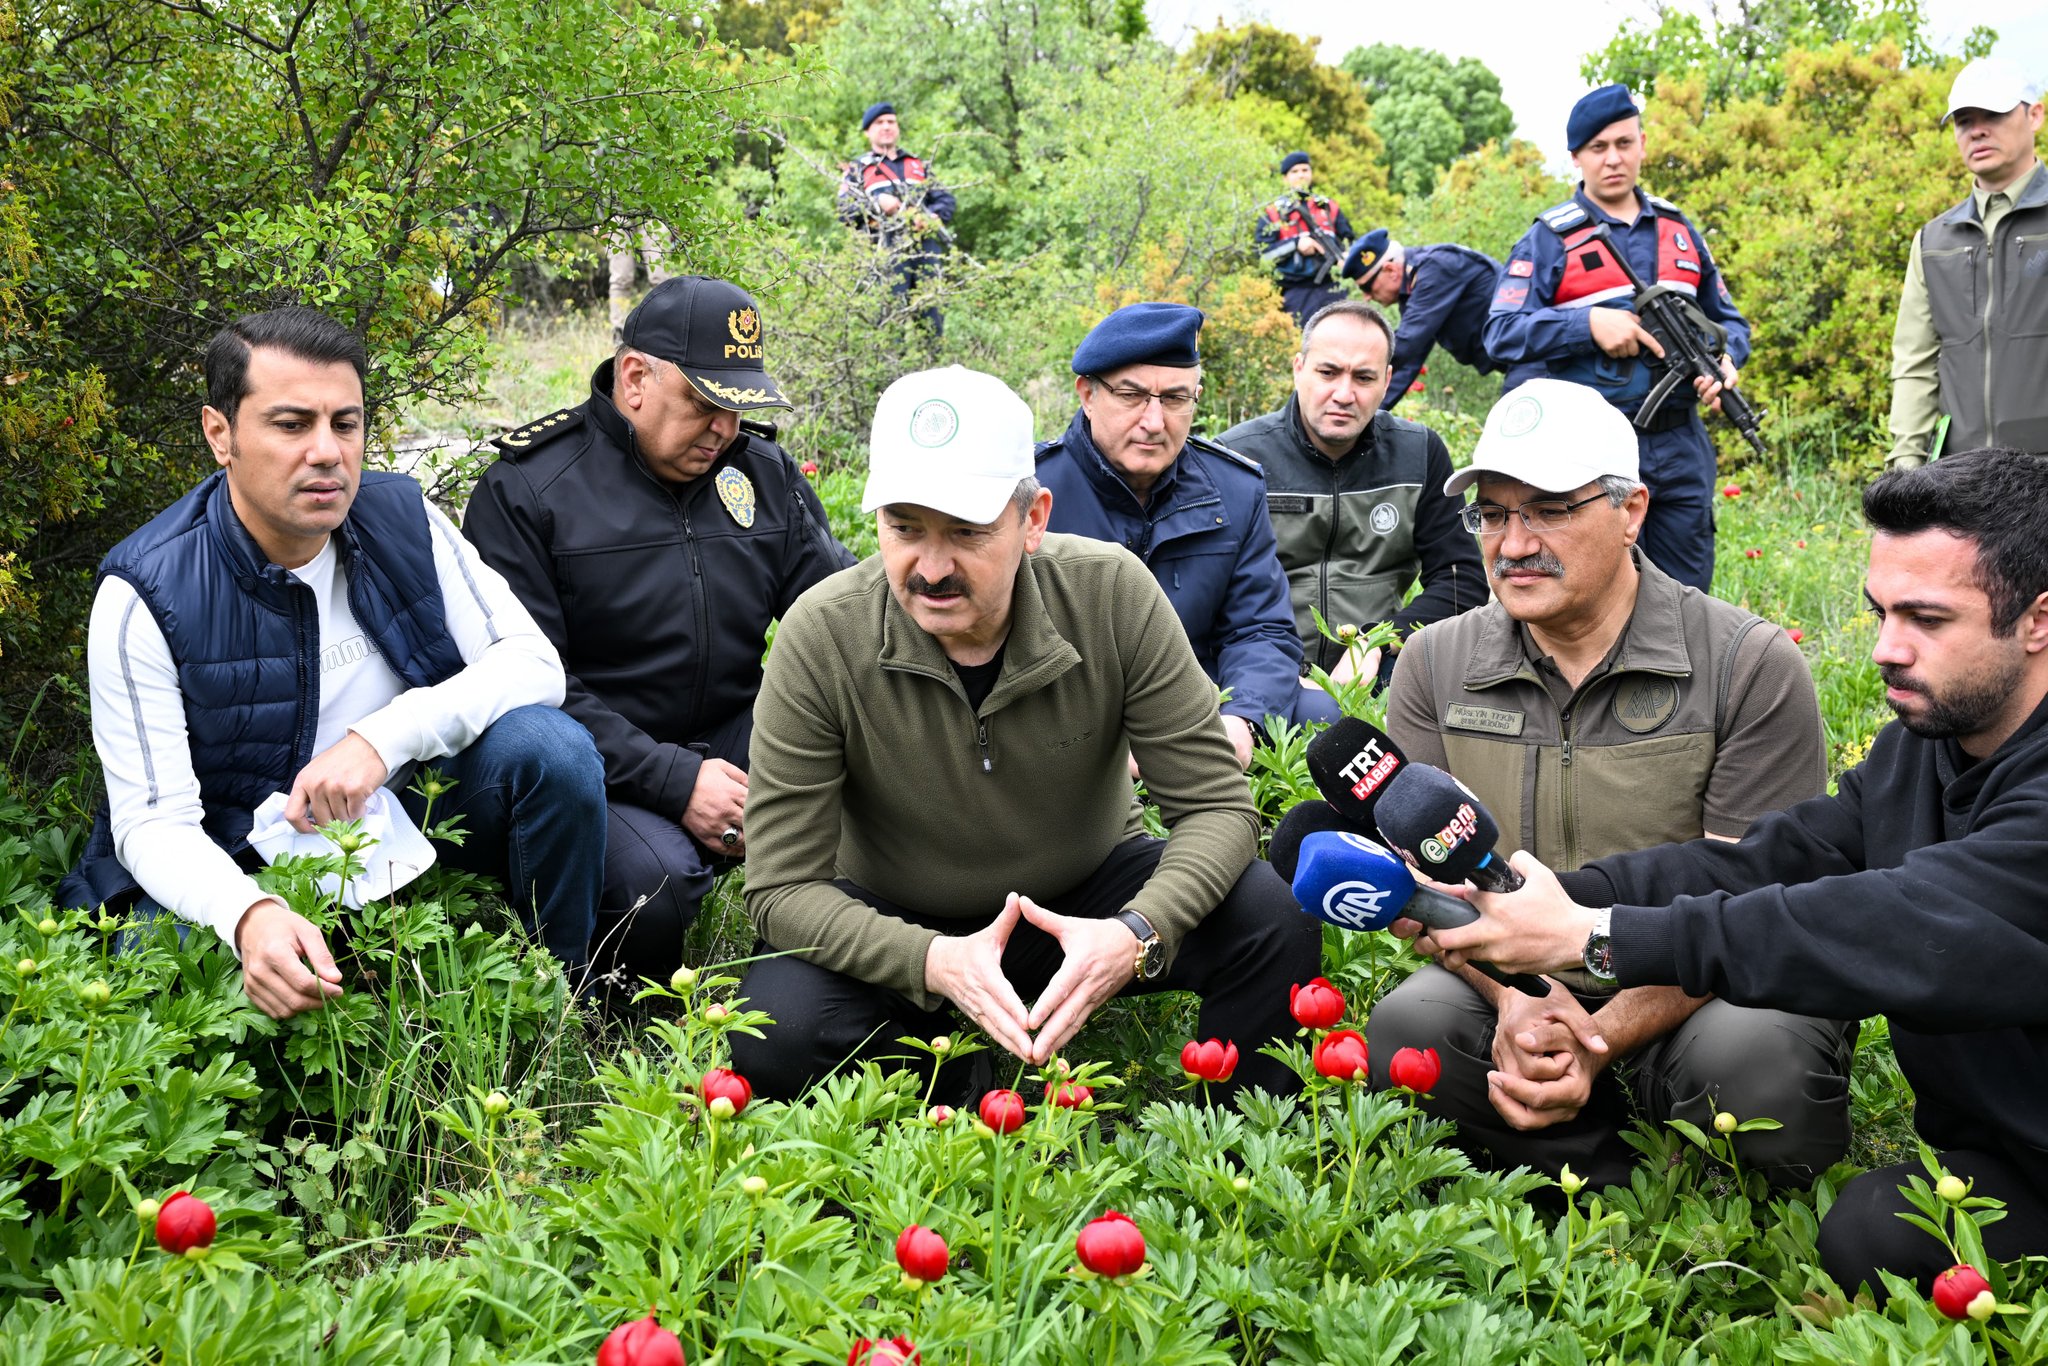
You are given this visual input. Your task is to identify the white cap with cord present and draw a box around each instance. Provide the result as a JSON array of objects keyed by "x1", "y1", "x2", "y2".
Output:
[
  {"x1": 862, "y1": 365, "x2": 1037, "y2": 526},
  {"x1": 1444, "y1": 378, "x2": 1641, "y2": 498}
]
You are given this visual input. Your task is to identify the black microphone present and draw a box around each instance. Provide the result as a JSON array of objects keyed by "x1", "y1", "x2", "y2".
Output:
[
  {"x1": 1290, "y1": 830, "x2": 1551, "y2": 995},
  {"x1": 1304, "y1": 716, "x2": 1408, "y2": 830},
  {"x1": 1268, "y1": 800, "x2": 1361, "y2": 883},
  {"x1": 1374, "y1": 764, "x2": 1526, "y2": 893}
]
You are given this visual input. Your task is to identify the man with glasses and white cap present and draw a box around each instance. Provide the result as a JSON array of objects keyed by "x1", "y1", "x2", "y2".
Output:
[
  {"x1": 465, "y1": 276, "x2": 853, "y2": 989},
  {"x1": 1039, "y1": 302, "x2": 1338, "y2": 768},
  {"x1": 1887, "y1": 56, "x2": 2047, "y2": 470},
  {"x1": 1364, "y1": 377, "x2": 1840, "y2": 1195},
  {"x1": 729, "y1": 365, "x2": 1320, "y2": 1104}
]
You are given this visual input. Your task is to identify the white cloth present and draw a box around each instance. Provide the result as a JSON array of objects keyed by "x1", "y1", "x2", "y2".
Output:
[
  {"x1": 247, "y1": 788, "x2": 437, "y2": 907},
  {"x1": 87, "y1": 495, "x2": 565, "y2": 956}
]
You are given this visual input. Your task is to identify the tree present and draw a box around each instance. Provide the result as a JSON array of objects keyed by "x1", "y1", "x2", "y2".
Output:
[{"x1": 1339, "y1": 45, "x2": 1514, "y2": 196}]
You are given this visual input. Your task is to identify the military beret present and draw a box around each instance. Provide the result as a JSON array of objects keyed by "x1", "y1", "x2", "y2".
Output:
[
  {"x1": 1071, "y1": 302, "x2": 1204, "y2": 375},
  {"x1": 1279, "y1": 150, "x2": 1311, "y2": 174},
  {"x1": 1567, "y1": 84, "x2": 1640, "y2": 152},
  {"x1": 1342, "y1": 228, "x2": 1392, "y2": 284},
  {"x1": 861, "y1": 101, "x2": 896, "y2": 131}
]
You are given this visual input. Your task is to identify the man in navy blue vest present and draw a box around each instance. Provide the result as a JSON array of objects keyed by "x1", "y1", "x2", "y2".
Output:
[{"x1": 61, "y1": 307, "x2": 605, "y2": 1020}]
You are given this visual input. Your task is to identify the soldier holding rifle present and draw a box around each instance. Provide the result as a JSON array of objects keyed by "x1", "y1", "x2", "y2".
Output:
[
  {"x1": 1257, "y1": 151, "x2": 1355, "y2": 326},
  {"x1": 838, "y1": 101, "x2": 957, "y2": 334}
]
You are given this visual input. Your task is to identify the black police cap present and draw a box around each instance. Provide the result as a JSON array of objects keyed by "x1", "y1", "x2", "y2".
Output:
[{"x1": 620, "y1": 276, "x2": 791, "y2": 412}]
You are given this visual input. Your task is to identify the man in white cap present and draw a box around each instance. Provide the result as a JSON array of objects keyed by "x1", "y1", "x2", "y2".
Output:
[
  {"x1": 1366, "y1": 378, "x2": 1839, "y2": 1195},
  {"x1": 1888, "y1": 56, "x2": 2047, "y2": 469},
  {"x1": 731, "y1": 365, "x2": 1320, "y2": 1104}
]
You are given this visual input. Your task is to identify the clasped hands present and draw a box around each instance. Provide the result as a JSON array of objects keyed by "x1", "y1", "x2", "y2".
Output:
[{"x1": 924, "y1": 892, "x2": 1137, "y2": 1066}]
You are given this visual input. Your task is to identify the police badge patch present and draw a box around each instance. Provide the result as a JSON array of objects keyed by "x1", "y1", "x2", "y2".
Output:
[{"x1": 715, "y1": 466, "x2": 757, "y2": 528}]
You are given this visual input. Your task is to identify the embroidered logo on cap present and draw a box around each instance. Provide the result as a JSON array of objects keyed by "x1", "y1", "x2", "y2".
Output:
[
  {"x1": 909, "y1": 399, "x2": 959, "y2": 448},
  {"x1": 1498, "y1": 395, "x2": 1543, "y2": 438},
  {"x1": 728, "y1": 308, "x2": 761, "y2": 344}
]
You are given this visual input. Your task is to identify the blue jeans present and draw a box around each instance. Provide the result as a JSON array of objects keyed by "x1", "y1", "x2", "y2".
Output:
[{"x1": 399, "y1": 704, "x2": 606, "y2": 969}]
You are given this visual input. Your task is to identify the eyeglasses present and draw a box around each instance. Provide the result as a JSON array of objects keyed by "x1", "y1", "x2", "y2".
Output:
[
  {"x1": 1091, "y1": 379, "x2": 1198, "y2": 415},
  {"x1": 1459, "y1": 491, "x2": 1610, "y2": 536}
]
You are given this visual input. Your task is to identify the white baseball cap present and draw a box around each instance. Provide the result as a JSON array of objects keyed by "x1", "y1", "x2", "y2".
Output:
[
  {"x1": 1944, "y1": 57, "x2": 2040, "y2": 125},
  {"x1": 863, "y1": 365, "x2": 1036, "y2": 525},
  {"x1": 1444, "y1": 379, "x2": 1640, "y2": 497}
]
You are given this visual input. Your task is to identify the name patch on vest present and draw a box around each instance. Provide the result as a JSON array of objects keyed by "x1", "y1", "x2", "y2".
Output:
[
  {"x1": 1268, "y1": 494, "x2": 1312, "y2": 514},
  {"x1": 1612, "y1": 677, "x2": 1679, "y2": 733},
  {"x1": 1446, "y1": 703, "x2": 1524, "y2": 736}
]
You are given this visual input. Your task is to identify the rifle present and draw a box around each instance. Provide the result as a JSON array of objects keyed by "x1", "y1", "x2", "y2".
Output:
[
  {"x1": 857, "y1": 180, "x2": 955, "y2": 250},
  {"x1": 1258, "y1": 195, "x2": 1343, "y2": 285},
  {"x1": 1582, "y1": 222, "x2": 1766, "y2": 456}
]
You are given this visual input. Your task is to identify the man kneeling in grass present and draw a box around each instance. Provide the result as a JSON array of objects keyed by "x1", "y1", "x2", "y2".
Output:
[{"x1": 731, "y1": 365, "x2": 1321, "y2": 1104}]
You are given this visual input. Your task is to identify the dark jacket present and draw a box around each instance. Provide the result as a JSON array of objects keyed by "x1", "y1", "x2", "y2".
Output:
[
  {"x1": 1383, "y1": 243, "x2": 1504, "y2": 410},
  {"x1": 1574, "y1": 692, "x2": 2048, "y2": 1192},
  {"x1": 1219, "y1": 400, "x2": 1484, "y2": 673},
  {"x1": 1037, "y1": 407, "x2": 1301, "y2": 723},
  {"x1": 63, "y1": 471, "x2": 463, "y2": 910},
  {"x1": 462, "y1": 362, "x2": 853, "y2": 818},
  {"x1": 1916, "y1": 167, "x2": 2048, "y2": 454}
]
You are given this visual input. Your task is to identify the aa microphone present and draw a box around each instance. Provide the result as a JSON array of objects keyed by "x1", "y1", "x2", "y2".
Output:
[
  {"x1": 1304, "y1": 716, "x2": 1408, "y2": 829},
  {"x1": 1268, "y1": 799, "x2": 1360, "y2": 883},
  {"x1": 1290, "y1": 830, "x2": 1551, "y2": 996},
  {"x1": 1374, "y1": 763, "x2": 1525, "y2": 893}
]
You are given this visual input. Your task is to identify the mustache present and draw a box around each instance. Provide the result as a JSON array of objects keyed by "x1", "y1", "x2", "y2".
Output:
[
  {"x1": 1879, "y1": 664, "x2": 1925, "y2": 695},
  {"x1": 1492, "y1": 549, "x2": 1565, "y2": 578},
  {"x1": 907, "y1": 574, "x2": 968, "y2": 598}
]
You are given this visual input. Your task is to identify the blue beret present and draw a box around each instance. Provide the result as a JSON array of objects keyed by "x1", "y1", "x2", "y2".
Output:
[
  {"x1": 861, "y1": 101, "x2": 896, "y2": 131},
  {"x1": 1072, "y1": 302, "x2": 1205, "y2": 375},
  {"x1": 1279, "y1": 150, "x2": 1311, "y2": 174},
  {"x1": 1342, "y1": 228, "x2": 1391, "y2": 283},
  {"x1": 1567, "y1": 84, "x2": 1639, "y2": 152}
]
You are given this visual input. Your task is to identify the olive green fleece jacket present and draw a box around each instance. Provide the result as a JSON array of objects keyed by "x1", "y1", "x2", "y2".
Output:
[{"x1": 744, "y1": 533, "x2": 1259, "y2": 1009}]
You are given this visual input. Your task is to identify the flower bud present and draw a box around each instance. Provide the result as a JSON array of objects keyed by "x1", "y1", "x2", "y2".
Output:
[
  {"x1": 743, "y1": 1175, "x2": 768, "y2": 1197},
  {"x1": 95, "y1": 914, "x2": 120, "y2": 933},
  {"x1": 708, "y1": 1096, "x2": 735, "y2": 1119},
  {"x1": 1558, "y1": 1165, "x2": 1586, "y2": 1197},
  {"x1": 137, "y1": 1199, "x2": 161, "y2": 1221},
  {"x1": 704, "y1": 1003, "x2": 731, "y2": 1024},
  {"x1": 38, "y1": 917, "x2": 59, "y2": 935},
  {"x1": 1712, "y1": 1111, "x2": 1738, "y2": 1135},
  {"x1": 1937, "y1": 1174, "x2": 1969, "y2": 1203},
  {"x1": 78, "y1": 979, "x2": 111, "y2": 1009},
  {"x1": 927, "y1": 1104, "x2": 955, "y2": 1126},
  {"x1": 336, "y1": 832, "x2": 365, "y2": 854},
  {"x1": 930, "y1": 1035, "x2": 951, "y2": 1053},
  {"x1": 670, "y1": 965, "x2": 698, "y2": 992},
  {"x1": 16, "y1": 958, "x2": 35, "y2": 976},
  {"x1": 1336, "y1": 624, "x2": 1359, "y2": 644},
  {"x1": 154, "y1": 1191, "x2": 216, "y2": 1255},
  {"x1": 1231, "y1": 1176, "x2": 1250, "y2": 1195},
  {"x1": 483, "y1": 1091, "x2": 511, "y2": 1117}
]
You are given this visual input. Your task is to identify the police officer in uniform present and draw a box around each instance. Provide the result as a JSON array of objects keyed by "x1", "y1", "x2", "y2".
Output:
[
  {"x1": 464, "y1": 277, "x2": 854, "y2": 985},
  {"x1": 1483, "y1": 84, "x2": 1750, "y2": 594},
  {"x1": 1257, "y1": 152, "x2": 1355, "y2": 327},
  {"x1": 1341, "y1": 227, "x2": 1504, "y2": 411},
  {"x1": 1038, "y1": 302, "x2": 1341, "y2": 767},
  {"x1": 838, "y1": 101, "x2": 957, "y2": 334}
]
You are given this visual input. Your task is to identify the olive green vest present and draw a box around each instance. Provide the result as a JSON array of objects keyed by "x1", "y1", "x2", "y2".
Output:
[{"x1": 1919, "y1": 165, "x2": 2048, "y2": 455}]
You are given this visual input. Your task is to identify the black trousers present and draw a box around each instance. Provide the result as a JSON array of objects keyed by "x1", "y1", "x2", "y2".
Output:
[
  {"x1": 728, "y1": 837, "x2": 1323, "y2": 1104},
  {"x1": 1818, "y1": 1149, "x2": 2048, "y2": 1300}
]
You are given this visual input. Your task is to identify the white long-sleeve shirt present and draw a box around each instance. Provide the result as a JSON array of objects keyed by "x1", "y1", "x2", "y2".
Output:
[{"x1": 88, "y1": 498, "x2": 566, "y2": 955}]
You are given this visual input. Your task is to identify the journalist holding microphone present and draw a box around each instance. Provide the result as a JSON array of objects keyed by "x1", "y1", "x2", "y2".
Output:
[{"x1": 1421, "y1": 447, "x2": 2048, "y2": 1296}]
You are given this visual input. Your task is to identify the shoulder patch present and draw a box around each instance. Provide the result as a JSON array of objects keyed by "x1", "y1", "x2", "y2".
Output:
[
  {"x1": 740, "y1": 417, "x2": 779, "y2": 443},
  {"x1": 1645, "y1": 193, "x2": 1681, "y2": 215},
  {"x1": 1186, "y1": 434, "x2": 1262, "y2": 475},
  {"x1": 491, "y1": 407, "x2": 583, "y2": 457},
  {"x1": 1034, "y1": 437, "x2": 1066, "y2": 465},
  {"x1": 1536, "y1": 200, "x2": 1588, "y2": 235}
]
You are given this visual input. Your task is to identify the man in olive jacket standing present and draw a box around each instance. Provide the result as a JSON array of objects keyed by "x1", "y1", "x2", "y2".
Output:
[
  {"x1": 1222, "y1": 301, "x2": 1483, "y2": 692},
  {"x1": 464, "y1": 277, "x2": 853, "y2": 983},
  {"x1": 731, "y1": 365, "x2": 1320, "y2": 1103}
]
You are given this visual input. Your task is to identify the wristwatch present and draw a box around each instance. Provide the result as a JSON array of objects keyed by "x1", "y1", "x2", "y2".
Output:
[
  {"x1": 1582, "y1": 907, "x2": 1617, "y2": 983},
  {"x1": 1113, "y1": 909, "x2": 1166, "y2": 980}
]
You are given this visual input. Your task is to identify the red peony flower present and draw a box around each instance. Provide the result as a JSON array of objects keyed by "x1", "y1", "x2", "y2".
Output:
[
  {"x1": 1744, "y1": 548, "x2": 1761, "y2": 559},
  {"x1": 1787, "y1": 628, "x2": 1804, "y2": 644},
  {"x1": 895, "y1": 1224, "x2": 948, "y2": 1284},
  {"x1": 1386, "y1": 1046, "x2": 1442, "y2": 1095},
  {"x1": 1722, "y1": 484, "x2": 1741, "y2": 498},
  {"x1": 1290, "y1": 976, "x2": 1346, "y2": 1030},
  {"x1": 978, "y1": 1088, "x2": 1026, "y2": 1134},
  {"x1": 1313, "y1": 1028, "x2": 1370, "y2": 1082},
  {"x1": 926, "y1": 1104, "x2": 955, "y2": 1126},
  {"x1": 848, "y1": 1336, "x2": 920, "y2": 1365},
  {"x1": 800, "y1": 461, "x2": 820, "y2": 477},
  {"x1": 1179, "y1": 1038, "x2": 1238, "y2": 1082},
  {"x1": 154, "y1": 1191, "x2": 216, "y2": 1255},
  {"x1": 1050, "y1": 1081, "x2": 1093, "y2": 1109},
  {"x1": 597, "y1": 1311, "x2": 686, "y2": 1366},
  {"x1": 700, "y1": 1068, "x2": 752, "y2": 1117},
  {"x1": 1075, "y1": 1209, "x2": 1146, "y2": 1277},
  {"x1": 1932, "y1": 1263, "x2": 1994, "y2": 1321}
]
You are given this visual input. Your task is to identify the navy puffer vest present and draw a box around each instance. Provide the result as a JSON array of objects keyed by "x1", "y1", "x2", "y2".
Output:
[{"x1": 61, "y1": 470, "x2": 466, "y2": 912}]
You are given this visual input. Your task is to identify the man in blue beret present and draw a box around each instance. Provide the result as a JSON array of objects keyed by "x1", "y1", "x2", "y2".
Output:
[
  {"x1": 838, "y1": 101, "x2": 957, "y2": 333},
  {"x1": 1483, "y1": 83, "x2": 1751, "y2": 593},
  {"x1": 1257, "y1": 152, "x2": 1355, "y2": 326},
  {"x1": 1341, "y1": 229, "x2": 1505, "y2": 412},
  {"x1": 1038, "y1": 302, "x2": 1341, "y2": 769}
]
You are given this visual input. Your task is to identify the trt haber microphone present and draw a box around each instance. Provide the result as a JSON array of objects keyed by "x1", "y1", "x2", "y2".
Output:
[
  {"x1": 1304, "y1": 716, "x2": 1407, "y2": 829},
  {"x1": 1267, "y1": 799, "x2": 1360, "y2": 883},
  {"x1": 1290, "y1": 830, "x2": 1551, "y2": 996},
  {"x1": 1374, "y1": 764, "x2": 1526, "y2": 893}
]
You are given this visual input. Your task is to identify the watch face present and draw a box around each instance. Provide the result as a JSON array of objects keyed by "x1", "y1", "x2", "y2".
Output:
[{"x1": 1139, "y1": 939, "x2": 1166, "y2": 978}]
